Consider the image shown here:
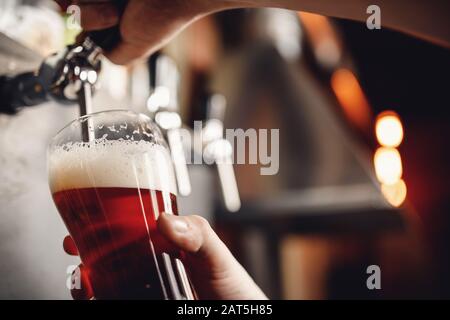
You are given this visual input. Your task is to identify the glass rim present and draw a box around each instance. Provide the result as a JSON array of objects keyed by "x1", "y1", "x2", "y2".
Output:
[{"x1": 50, "y1": 109, "x2": 152, "y2": 143}]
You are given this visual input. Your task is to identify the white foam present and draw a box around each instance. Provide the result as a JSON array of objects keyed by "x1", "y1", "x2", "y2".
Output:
[{"x1": 49, "y1": 139, "x2": 177, "y2": 195}]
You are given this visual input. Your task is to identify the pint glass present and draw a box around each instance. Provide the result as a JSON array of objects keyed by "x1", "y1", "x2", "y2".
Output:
[{"x1": 48, "y1": 110, "x2": 195, "y2": 300}]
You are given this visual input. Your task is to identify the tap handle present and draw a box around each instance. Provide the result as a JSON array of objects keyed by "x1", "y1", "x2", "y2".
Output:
[
  {"x1": 0, "y1": 73, "x2": 47, "y2": 114},
  {"x1": 88, "y1": 0, "x2": 127, "y2": 51},
  {"x1": 217, "y1": 156, "x2": 241, "y2": 212},
  {"x1": 204, "y1": 94, "x2": 241, "y2": 212},
  {"x1": 167, "y1": 128, "x2": 192, "y2": 196},
  {"x1": 89, "y1": 27, "x2": 121, "y2": 52}
]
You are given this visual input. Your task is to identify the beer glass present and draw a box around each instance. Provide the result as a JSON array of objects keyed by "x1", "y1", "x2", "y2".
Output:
[{"x1": 48, "y1": 110, "x2": 195, "y2": 300}]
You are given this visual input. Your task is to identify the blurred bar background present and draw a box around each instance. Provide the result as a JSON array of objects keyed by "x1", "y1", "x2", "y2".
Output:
[{"x1": 0, "y1": 1, "x2": 449, "y2": 299}]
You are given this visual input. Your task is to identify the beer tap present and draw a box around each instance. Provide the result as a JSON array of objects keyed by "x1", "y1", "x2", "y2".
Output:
[
  {"x1": 0, "y1": 33, "x2": 116, "y2": 142},
  {"x1": 0, "y1": 0, "x2": 126, "y2": 126},
  {"x1": 201, "y1": 94, "x2": 241, "y2": 212},
  {"x1": 0, "y1": 36, "x2": 101, "y2": 116},
  {"x1": 147, "y1": 55, "x2": 192, "y2": 196},
  {"x1": 148, "y1": 54, "x2": 240, "y2": 211}
]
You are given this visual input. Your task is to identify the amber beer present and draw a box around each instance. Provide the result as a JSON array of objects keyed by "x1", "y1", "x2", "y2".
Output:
[{"x1": 48, "y1": 112, "x2": 195, "y2": 300}]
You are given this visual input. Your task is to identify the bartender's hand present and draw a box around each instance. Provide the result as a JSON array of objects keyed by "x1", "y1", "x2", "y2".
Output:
[
  {"x1": 63, "y1": 212, "x2": 267, "y2": 300},
  {"x1": 56, "y1": 0, "x2": 238, "y2": 65},
  {"x1": 56, "y1": 0, "x2": 449, "y2": 65}
]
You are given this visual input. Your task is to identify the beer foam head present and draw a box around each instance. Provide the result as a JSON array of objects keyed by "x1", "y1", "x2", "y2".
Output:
[{"x1": 49, "y1": 139, "x2": 177, "y2": 195}]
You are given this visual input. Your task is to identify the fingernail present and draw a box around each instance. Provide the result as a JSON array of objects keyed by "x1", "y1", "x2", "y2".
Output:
[{"x1": 169, "y1": 216, "x2": 189, "y2": 234}]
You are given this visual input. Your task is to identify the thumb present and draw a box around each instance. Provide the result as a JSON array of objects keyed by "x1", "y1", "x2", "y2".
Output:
[
  {"x1": 157, "y1": 213, "x2": 268, "y2": 299},
  {"x1": 157, "y1": 213, "x2": 233, "y2": 272}
]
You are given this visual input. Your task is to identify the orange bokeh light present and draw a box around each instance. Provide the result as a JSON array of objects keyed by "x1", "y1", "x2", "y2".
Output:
[
  {"x1": 298, "y1": 12, "x2": 341, "y2": 68},
  {"x1": 331, "y1": 68, "x2": 372, "y2": 130}
]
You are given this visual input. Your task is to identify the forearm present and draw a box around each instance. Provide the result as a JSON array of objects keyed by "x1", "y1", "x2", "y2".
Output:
[{"x1": 224, "y1": 0, "x2": 450, "y2": 46}]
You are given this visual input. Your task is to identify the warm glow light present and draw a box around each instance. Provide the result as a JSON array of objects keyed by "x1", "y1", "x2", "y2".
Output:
[
  {"x1": 381, "y1": 179, "x2": 407, "y2": 207},
  {"x1": 376, "y1": 111, "x2": 404, "y2": 147},
  {"x1": 331, "y1": 68, "x2": 372, "y2": 130},
  {"x1": 298, "y1": 12, "x2": 341, "y2": 68},
  {"x1": 374, "y1": 147, "x2": 403, "y2": 185}
]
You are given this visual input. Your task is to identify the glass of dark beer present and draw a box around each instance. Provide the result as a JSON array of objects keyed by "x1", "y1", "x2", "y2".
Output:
[{"x1": 48, "y1": 110, "x2": 195, "y2": 300}]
